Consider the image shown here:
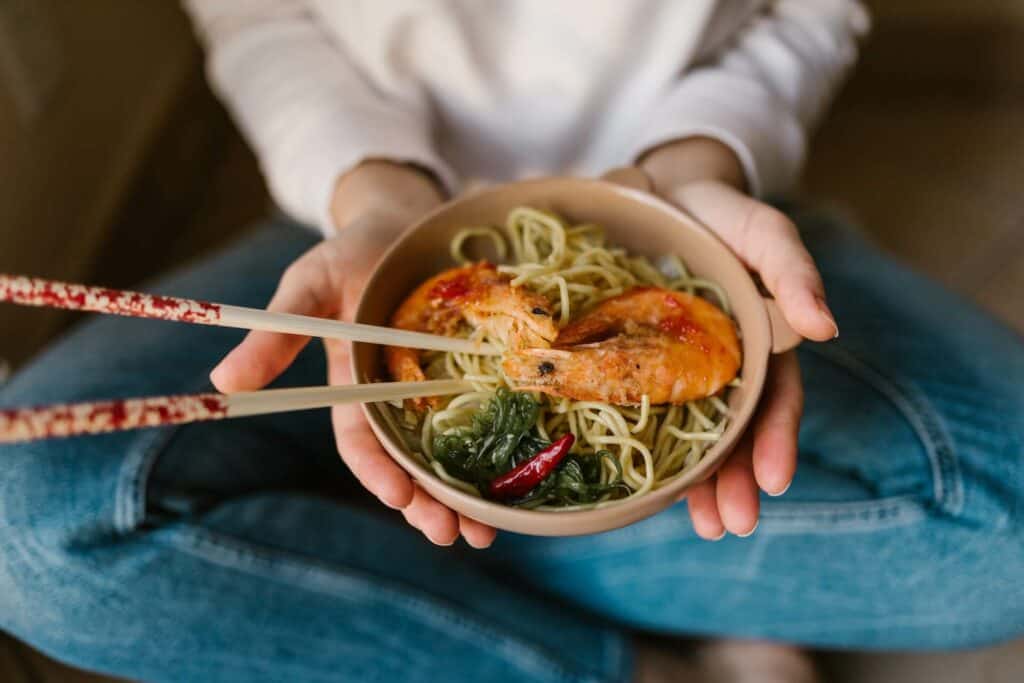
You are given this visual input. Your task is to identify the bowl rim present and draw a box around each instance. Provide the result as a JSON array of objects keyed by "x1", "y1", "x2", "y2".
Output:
[{"x1": 352, "y1": 175, "x2": 774, "y2": 531}]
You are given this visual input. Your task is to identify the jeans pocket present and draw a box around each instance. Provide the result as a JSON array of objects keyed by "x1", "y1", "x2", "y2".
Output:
[{"x1": 761, "y1": 343, "x2": 964, "y2": 534}]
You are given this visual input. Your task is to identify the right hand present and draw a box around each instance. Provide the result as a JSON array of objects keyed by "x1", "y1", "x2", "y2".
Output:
[{"x1": 209, "y1": 162, "x2": 498, "y2": 549}]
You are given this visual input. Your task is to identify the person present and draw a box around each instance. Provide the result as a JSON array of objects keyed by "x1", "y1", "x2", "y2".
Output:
[{"x1": 1, "y1": 2, "x2": 1022, "y2": 681}]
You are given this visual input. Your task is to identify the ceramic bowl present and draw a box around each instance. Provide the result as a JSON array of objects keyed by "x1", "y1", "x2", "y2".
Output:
[{"x1": 352, "y1": 171, "x2": 798, "y2": 536}]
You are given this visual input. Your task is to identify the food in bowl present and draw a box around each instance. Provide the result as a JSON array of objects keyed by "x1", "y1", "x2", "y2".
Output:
[{"x1": 383, "y1": 207, "x2": 742, "y2": 509}]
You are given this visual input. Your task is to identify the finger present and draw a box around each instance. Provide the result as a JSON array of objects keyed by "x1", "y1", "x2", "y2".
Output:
[
  {"x1": 753, "y1": 351, "x2": 803, "y2": 496},
  {"x1": 211, "y1": 252, "x2": 339, "y2": 392},
  {"x1": 686, "y1": 479, "x2": 726, "y2": 540},
  {"x1": 327, "y1": 341, "x2": 416, "y2": 510},
  {"x1": 715, "y1": 435, "x2": 759, "y2": 536},
  {"x1": 333, "y1": 404, "x2": 416, "y2": 510},
  {"x1": 403, "y1": 485, "x2": 460, "y2": 546},
  {"x1": 673, "y1": 181, "x2": 837, "y2": 341},
  {"x1": 459, "y1": 515, "x2": 497, "y2": 549}
]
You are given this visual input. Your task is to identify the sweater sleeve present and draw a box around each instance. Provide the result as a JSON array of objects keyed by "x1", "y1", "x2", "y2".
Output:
[
  {"x1": 631, "y1": 0, "x2": 869, "y2": 197},
  {"x1": 181, "y1": 0, "x2": 457, "y2": 235}
]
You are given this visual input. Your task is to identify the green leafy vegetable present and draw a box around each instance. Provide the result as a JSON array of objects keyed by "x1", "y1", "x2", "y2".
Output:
[
  {"x1": 514, "y1": 450, "x2": 625, "y2": 508},
  {"x1": 432, "y1": 388, "x2": 627, "y2": 506},
  {"x1": 432, "y1": 387, "x2": 545, "y2": 485}
]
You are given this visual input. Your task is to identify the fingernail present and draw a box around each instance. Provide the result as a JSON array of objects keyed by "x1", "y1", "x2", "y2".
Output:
[
  {"x1": 816, "y1": 296, "x2": 839, "y2": 339},
  {"x1": 710, "y1": 529, "x2": 727, "y2": 542},
  {"x1": 430, "y1": 535, "x2": 457, "y2": 547},
  {"x1": 737, "y1": 520, "x2": 759, "y2": 538},
  {"x1": 768, "y1": 481, "x2": 792, "y2": 498}
]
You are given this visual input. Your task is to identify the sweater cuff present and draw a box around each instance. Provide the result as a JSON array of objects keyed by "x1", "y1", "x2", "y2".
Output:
[{"x1": 629, "y1": 70, "x2": 806, "y2": 198}]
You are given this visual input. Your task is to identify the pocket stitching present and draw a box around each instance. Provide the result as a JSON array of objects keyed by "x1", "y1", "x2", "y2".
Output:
[{"x1": 803, "y1": 344, "x2": 964, "y2": 516}]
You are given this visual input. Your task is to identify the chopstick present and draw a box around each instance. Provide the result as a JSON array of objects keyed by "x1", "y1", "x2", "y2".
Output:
[
  {"x1": 0, "y1": 274, "x2": 500, "y2": 356},
  {"x1": 0, "y1": 379, "x2": 472, "y2": 444}
]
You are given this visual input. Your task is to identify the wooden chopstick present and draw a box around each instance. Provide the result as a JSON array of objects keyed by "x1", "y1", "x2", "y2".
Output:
[
  {"x1": 0, "y1": 379, "x2": 472, "y2": 444},
  {"x1": 0, "y1": 274, "x2": 500, "y2": 356}
]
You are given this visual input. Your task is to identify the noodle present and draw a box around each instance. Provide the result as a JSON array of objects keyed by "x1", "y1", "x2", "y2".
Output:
[{"x1": 392, "y1": 207, "x2": 737, "y2": 508}]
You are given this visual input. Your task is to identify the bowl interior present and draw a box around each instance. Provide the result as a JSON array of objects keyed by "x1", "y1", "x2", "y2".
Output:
[{"x1": 353, "y1": 177, "x2": 771, "y2": 535}]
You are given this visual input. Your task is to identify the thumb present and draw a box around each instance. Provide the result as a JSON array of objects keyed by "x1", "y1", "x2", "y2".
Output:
[
  {"x1": 671, "y1": 181, "x2": 838, "y2": 342},
  {"x1": 211, "y1": 248, "x2": 341, "y2": 393}
]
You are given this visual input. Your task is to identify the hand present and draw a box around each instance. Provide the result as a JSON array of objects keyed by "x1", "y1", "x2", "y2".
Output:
[
  {"x1": 210, "y1": 161, "x2": 498, "y2": 549},
  {"x1": 641, "y1": 138, "x2": 838, "y2": 540}
]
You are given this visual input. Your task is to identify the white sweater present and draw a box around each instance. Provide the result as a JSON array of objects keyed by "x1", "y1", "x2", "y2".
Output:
[{"x1": 183, "y1": 0, "x2": 868, "y2": 235}]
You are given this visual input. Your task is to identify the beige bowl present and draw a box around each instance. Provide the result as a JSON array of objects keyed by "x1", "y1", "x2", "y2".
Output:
[{"x1": 352, "y1": 172, "x2": 798, "y2": 536}]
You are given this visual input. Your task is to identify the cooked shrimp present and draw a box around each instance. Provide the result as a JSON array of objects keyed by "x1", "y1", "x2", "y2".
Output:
[
  {"x1": 386, "y1": 262, "x2": 558, "y2": 404},
  {"x1": 502, "y1": 287, "x2": 740, "y2": 405}
]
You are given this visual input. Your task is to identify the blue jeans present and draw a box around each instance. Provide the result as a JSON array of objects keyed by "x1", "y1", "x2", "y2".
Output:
[{"x1": 1, "y1": 210, "x2": 1022, "y2": 683}]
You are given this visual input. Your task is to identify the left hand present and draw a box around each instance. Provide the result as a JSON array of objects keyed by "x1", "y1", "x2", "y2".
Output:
[{"x1": 640, "y1": 138, "x2": 838, "y2": 539}]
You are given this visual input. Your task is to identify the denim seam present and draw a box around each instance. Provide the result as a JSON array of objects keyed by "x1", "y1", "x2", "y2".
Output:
[
  {"x1": 161, "y1": 525, "x2": 616, "y2": 683},
  {"x1": 764, "y1": 494, "x2": 922, "y2": 516},
  {"x1": 510, "y1": 493, "x2": 933, "y2": 564},
  {"x1": 804, "y1": 344, "x2": 964, "y2": 516},
  {"x1": 113, "y1": 427, "x2": 177, "y2": 534},
  {"x1": 113, "y1": 377, "x2": 222, "y2": 534},
  {"x1": 760, "y1": 495, "x2": 927, "y2": 534}
]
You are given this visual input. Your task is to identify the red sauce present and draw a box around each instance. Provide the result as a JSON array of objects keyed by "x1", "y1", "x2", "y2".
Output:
[
  {"x1": 658, "y1": 293, "x2": 711, "y2": 350},
  {"x1": 658, "y1": 314, "x2": 699, "y2": 341},
  {"x1": 430, "y1": 274, "x2": 471, "y2": 301}
]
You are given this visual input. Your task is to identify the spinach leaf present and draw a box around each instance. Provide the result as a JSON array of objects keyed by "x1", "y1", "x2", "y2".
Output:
[{"x1": 432, "y1": 388, "x2": 628, "y2": 506}]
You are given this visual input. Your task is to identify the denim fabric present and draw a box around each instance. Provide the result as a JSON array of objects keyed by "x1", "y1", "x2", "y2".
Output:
[{"x1": 1, "y1": 211, "x2": 1022, "y2": 682}]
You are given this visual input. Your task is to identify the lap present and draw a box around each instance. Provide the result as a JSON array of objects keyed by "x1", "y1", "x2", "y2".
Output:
[
  {"x1": 12, "y1": 210, "x2": 1017, "y2": 524},
  {"x1": 3, "y1": 207, "x2": 1022, "y2": 654}
]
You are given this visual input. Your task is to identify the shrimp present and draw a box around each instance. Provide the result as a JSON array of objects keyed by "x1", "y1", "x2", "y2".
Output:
[
  {"x1": 502, "y1": 287, "x2": 741, "y2": 405},
  {"x1": 386, "y1": 262, "x2": 558, "y2": 406}
]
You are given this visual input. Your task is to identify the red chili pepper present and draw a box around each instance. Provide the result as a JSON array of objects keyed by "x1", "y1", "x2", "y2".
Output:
[{"x1": 488, "y1": 433, "x2": 575, "y2": 500}]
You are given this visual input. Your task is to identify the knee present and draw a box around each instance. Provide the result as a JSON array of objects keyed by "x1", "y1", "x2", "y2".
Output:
[
  {"x1": 1, "y1": 443, "x2": 64, "y2": 609},
  {"x1": 0, "y1": 438, "x2": 117, "y2": 650}
]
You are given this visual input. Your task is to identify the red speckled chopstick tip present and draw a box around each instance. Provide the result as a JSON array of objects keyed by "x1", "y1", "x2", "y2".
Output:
[
  {"x1": 0, "y1": 394, "x2": 230, "y2": 443},
  {"x1": 0, "y1": 274, "x2": 222, "y2": 324}
]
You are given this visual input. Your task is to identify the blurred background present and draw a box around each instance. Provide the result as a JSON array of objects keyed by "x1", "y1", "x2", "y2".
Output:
[{"x1": 0, "y1": 0, "x2": 1021, "y2": 681}]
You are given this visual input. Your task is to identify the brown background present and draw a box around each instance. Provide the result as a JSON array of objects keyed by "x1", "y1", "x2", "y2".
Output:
[{"x1": 0, "y1": 0, "x2": 1021, "y2": 680}]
